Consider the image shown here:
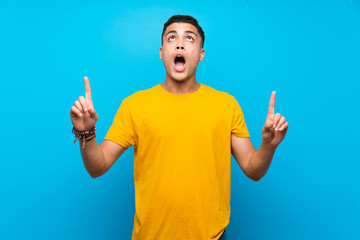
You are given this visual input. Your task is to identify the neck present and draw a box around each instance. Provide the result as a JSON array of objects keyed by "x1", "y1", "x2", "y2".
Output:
[{"x1": 161, "y1": 76, "x2": 200, "y2": 95}]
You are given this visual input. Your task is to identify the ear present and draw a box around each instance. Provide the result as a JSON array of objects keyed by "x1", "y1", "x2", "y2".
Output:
[
  {"x1": 159, "y1": 46, "x2": 163, "y2": 60},
  {"x1": 199, "y1": 48, "x2": 205, "y2": 62}
]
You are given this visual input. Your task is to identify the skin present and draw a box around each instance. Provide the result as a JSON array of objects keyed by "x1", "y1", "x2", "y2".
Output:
[
  {"x1": 231, "y1": 91, "x2": 289, "y2": 181},
  {"x1": 70, "y1": 76, "x2": 124, "y2": 178},
  {"x1": 159, "y1": 23, "x2": 205, "y2": 94},
  {"x1": 70, "y1": 22, "x2": 289, "y2": 180}
]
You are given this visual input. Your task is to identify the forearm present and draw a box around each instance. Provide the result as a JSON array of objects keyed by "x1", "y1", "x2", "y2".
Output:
[
  {"x1": 246, "y1": 143, "x2": 276, "y2": 181},
  {"x1": 232, "y1": 91, "x2": 288, "y2": 181},
  {"x1": 79, "y1": 138, "x2": 107, "y2": 178}
]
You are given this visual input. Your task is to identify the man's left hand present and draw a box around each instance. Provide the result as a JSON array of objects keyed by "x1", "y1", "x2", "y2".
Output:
[{"x1": 262, "y1": 91, "x2": 289, "y2": 149}]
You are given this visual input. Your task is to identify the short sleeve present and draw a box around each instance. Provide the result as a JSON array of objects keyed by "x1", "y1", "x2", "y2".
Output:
[
  {"x1": 231, "y1": 96, "x2": 250, "y2": 138},
  {"x1": 104, "y1": 99, "x2": 137, "y2": 148}
]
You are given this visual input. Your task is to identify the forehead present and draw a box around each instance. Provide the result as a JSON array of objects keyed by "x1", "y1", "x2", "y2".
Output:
[{"x1": 164, "y1": 22, "x2": 199, "y2": 35}]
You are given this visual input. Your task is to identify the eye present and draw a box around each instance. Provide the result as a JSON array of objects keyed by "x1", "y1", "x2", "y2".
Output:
[
  {"x1": 168, "y1": 36, "x2": 175, "y2": 41},
  {"x1": 187, "y1": 36, "x2": 194, "y2": 42}
]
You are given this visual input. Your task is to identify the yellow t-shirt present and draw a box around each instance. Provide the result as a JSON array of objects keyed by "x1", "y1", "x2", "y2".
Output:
[{"x1": 105, "y1": 83, "x2": 250, "y2": 240}]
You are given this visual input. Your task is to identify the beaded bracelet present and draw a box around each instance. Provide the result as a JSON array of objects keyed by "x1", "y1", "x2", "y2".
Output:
[{"x1": 72, "y1": 126, "x2": 96, "y2": 149}]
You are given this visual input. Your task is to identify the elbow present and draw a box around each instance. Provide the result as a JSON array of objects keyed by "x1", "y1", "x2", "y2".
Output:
[
  {"x1": 86, "y1": 158, "x2": 108, "y2": 178},
  {"x1": 244, "y1": 164, "x2": 265, "y2": 182},
  {"x1": 250, "y1": 176, "x2": 262, "y2": 182},
  {"x1": 88, "y1": 169, "x2": 106, "y2": 178},
  {"x1": 246, "y1": 173, "x2": 263, "y2": 182},
  {"x1": 90, "y1": 173, "x2": 100, "y2": 178}
]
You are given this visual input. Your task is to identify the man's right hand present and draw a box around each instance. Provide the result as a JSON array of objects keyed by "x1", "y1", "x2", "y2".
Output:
[{"x1": 70, "y1": 76, "x2": 99, "y2": 132}]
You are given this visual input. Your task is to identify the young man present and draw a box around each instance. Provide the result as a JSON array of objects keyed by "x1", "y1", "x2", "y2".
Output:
[{"x1": 70, "y1": 15, "x2": 288, "y2": 240}]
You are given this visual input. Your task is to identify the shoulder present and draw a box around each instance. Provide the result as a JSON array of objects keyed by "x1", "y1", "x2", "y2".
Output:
[
  {"x1": 122, "y1": 84, "x2": 159, "y2": 103},
  {"x1": 201, "y1": 84, "x2": 236, "y2": 103}
]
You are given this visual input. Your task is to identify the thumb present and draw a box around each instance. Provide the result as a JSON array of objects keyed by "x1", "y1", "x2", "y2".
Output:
[
  {"x1": 88, "y1": 105, "x2": 95, "y2": 115},
  {"x1": 263, "y1": 119, "x2": 273, "y2": 132},
  {"x1": 88, "y1": 105, "x2": 98, "y2": 119}
]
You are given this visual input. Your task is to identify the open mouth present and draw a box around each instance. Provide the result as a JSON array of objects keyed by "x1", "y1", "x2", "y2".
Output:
[{"x1": 174, "y1": 54, "x2": 186, "y2": 71}]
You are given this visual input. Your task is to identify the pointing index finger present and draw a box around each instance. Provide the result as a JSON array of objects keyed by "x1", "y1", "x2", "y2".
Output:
[
  {"x1": 84, "y1": 76, "x2": 92, "y2": 100},
  {"x1": 267, "y1": 91, "x2": 276, "y2": 118}
]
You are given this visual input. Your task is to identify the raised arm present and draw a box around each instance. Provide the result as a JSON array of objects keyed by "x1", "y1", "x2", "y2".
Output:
[
  {"x1": 70, "y1": 76, "x2": 127, "y2": 178},
  {"x1": 231, "y1": 91, "x2": 289, "y2": 181}
]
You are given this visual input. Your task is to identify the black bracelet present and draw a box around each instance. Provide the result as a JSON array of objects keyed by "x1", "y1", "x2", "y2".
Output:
[{"x1": 72, "y1": 126, "x2": 96, "y2": 149}]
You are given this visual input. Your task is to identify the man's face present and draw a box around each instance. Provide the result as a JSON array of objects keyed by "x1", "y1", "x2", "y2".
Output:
[{"x1": 160, "y1": 23, "x2": 205, "y2": 82}]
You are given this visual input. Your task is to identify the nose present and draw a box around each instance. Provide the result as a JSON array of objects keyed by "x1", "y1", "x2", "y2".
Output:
[{"x1": 176, "y1": 42, "x2": 185, "y2": 50}]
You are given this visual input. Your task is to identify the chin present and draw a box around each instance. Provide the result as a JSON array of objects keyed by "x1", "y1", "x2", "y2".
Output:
[
  {"x1": 170, "y1": 70, "x2": 197, "y2": 82},
  {"x1": 167, "y1": 73, "x2": 189, "y2": 82},
  {"x1": 173, "y1": 77, "x2": 187, "y2": 82}
]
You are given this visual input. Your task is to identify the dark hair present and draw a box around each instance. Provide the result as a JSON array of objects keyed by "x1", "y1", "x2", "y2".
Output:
[{"x1": 162, "y1": 15, "x2": 205, "y2": 47}]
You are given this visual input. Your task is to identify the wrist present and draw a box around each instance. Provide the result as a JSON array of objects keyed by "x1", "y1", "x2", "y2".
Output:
[
  {"x1": 73, "y1": 124, "x2": 96, "y2": 132},
  {"x1": 72, "y1": 126, "x2": 96, "y2": 149},
  {"x1": 260, "y1": 141, "x2": 277, "y2": 153}
]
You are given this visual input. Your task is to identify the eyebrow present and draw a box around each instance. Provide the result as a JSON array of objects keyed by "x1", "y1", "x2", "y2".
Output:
[{"x1": 165, "y1": 30, "x2": 198, "y2": 37}]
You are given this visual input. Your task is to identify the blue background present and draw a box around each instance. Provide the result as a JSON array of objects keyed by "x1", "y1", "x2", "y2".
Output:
[{"x1": 1, "y1": 0, "x2": 359, "y2": 239}]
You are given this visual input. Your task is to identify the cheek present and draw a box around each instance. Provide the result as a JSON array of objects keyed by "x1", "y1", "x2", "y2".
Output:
[
  {"x1": 189, "y1": 53, "x2": 201, "y2": 63},
  {"x1": 161, "y1": 51, "x2": 171, "y2": 62},
  {"x1": 164, "y1": 55, "x2": 173, "y2": 65},
  {"x1": 163, "y1": 56, "x2": 174, "y2": 68}
]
